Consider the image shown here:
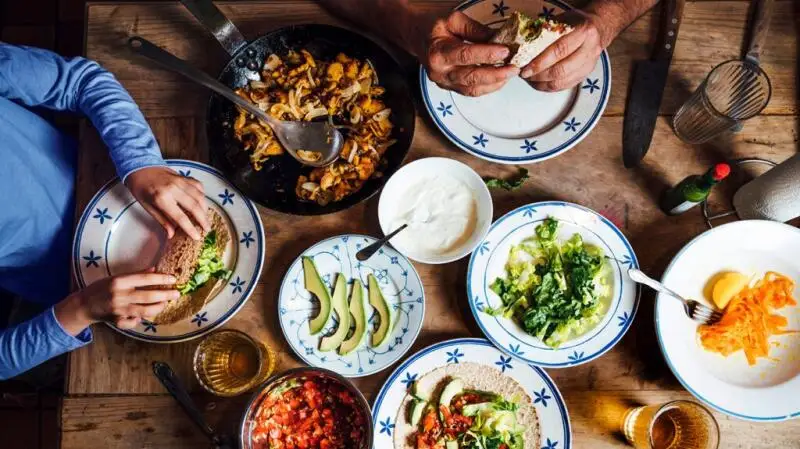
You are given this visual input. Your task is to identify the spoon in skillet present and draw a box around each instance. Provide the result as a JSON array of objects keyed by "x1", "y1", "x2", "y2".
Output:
[{"x1": 128, "y1": 36, "x2": 343, "y2": 167}]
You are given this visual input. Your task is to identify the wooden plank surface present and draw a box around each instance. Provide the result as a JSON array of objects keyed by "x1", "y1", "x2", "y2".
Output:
[
  {"x1": 61, "y1": 391, "x2": 800, "y2": 448},
  {"x1": 64, "y1": 1, "x2": 800, "y2": 448},
  {"x1": 82, "y1": 1, "x2": 798, "y2": 119}
]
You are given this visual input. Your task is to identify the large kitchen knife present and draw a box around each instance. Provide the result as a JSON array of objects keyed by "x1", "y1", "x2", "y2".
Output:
[{"x1": 622, "y1": 0, "x2": 685, "y2": 168}]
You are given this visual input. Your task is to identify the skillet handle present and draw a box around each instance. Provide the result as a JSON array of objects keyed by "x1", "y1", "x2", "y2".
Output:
[{"x1": 180, "y1": 0, "x2": 247, "y2": 57}]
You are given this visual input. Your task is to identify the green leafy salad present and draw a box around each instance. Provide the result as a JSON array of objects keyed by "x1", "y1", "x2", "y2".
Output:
[
  {"x1": 177, "y1": 230, "x2": 232, "y2": 295},
  {"x1": 484, "y1": 217, "x2": 611, "y2": 347}
]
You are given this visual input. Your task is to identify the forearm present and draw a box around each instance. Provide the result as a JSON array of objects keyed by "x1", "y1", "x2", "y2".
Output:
[
  {"x1": 583, "y1": 0, "x2": 661, "y2": 47},
  {"x1": 318, "y1": 0, "x2": 434, "y2": 57},
  {"x1": 0, "y1": 308, "x2": 92, "y2": 380}
]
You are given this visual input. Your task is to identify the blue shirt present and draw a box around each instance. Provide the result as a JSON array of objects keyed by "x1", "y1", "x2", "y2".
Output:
[{"x1": 0, "y1": 43, "x2": 165, "y2": 379}]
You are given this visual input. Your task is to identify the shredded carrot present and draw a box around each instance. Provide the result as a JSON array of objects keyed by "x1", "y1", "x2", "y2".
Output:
[{"x1": 698, "y1": 271, "x2": 797, "y2": 365}]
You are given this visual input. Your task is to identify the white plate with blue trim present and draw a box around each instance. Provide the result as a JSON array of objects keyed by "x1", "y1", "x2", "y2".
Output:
[
  {"x1": 656, "y1": 220, "x2": 800, "y2": 422},
  {"x1": 72, "y1": 160, "x2": 265, "y2": 343},
  {"x1": 372, "y1": 337, "x2": 571, "y2": 449},
  {"x1": 467, "y1": 201, "x2": 639, "y2": 367},
  {"x1": 421, "y1": 0, "x2": 610, "y2": 164},
  {"x1": 278, "y1": 234, "x2": 425, "y2": 377}
]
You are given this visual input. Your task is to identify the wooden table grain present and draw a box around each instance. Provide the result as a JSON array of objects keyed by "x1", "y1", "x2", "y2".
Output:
[{"x1": 62, "y1": 1, "x2": 800, "y2": 448}]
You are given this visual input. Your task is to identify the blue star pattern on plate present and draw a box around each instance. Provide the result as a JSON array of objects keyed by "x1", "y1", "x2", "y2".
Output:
[
  {"x1": 400, "y1": 372, "x2": 418, "y2": 387},
  {"x1": 240, "y1": 231, "x2": 255, "y2": 248},
  {"x1": 542, "y1": 438, "x2": 559, "y2": 449},
  {"x1": 492, "y1": 0, "x2": 509, "y2": 16},
  {"x1": 539, "y1": 6, "x2": 555, "y2": 19},
  {"x1": 472, "y1": 133, "x2": 489, "y2": 148},
  {"x1": 520, "y1": 139, "x2": 538, "y2": 154},
  {"x1": 568, "y1": 350, "x2": 584, "y2": 363},
  {"x1": 474, "y1": 297, "x2": 485, "y2": 311},
  {"x1": 92, "y1": 207, "x2": 112, "y2": 224},
  {"x1": 582, "y1": 78, "x2": 600, "y2": 94},
  {"x1": 436, "y1": 101, "x2": 453, "y2": 117},
  {"x1": 379, "y1": 418, "x2": 395, "y2": 436},
  {"x1": 617, "y1": 312, "x2": 631, "y2": 327},
  {"x1": 495, "y1": 355, "x2": 513, "y2": 372},
  {"x1": 218, "y1": 189, "x2": 235, "y2": 205},
  {"x1": 477, "y1": 241, "x2": 490, "y2": 255},
  {"x1": 618, "y1": 254, "x2": 633, "y2": 267},
  {"x1": 141, "y1": 319, "x2": 157, "y2": 333},
  {"x1": 563, "y1": 117, "x2": 581, "y2": 132},
  {"x1": 522, "y1": 206, "x2": 537, "y2": 218},
  {"x1": 178, "y1": 169, "x2": 191, "y2": 177},
  {"x1": 230, "y1": 276, "x2": 245, "y2": 294},
  {"x1": 82, "y1": 250, "x2": 101, "y2": 268},
  {"x1": 508, "y1": 343, "x2": 525, "y2": 356},
  {"x1": 446, "y1": 348, "x2": 464, "y2": 364},
  {"x1": 533, "y1": 388, "x2": 552, "y2": 407},
  {"x1": 191, "y1": 312, "x2": 208, "y2": 327}
]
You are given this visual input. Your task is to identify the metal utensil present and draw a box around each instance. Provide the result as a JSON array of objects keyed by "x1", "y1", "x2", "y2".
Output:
[
  {"x1": 128, "y1": 36, "x2": 343, "y2": 167},
  {"x1": 628, "y1": 268, "x2": 722, "y2": 325},
  {"x1": 356, "y1": 224, "x2": 408, "y2": 261},
  {"x1": 152, "y1": 361, "x2": 234, "y2": 449},
  {"x1": 622, "y1": 0, "x2": 685, "y2": 167},
  {"x1": 672, "y1": 0, "x2": 773, "y2": 143}
]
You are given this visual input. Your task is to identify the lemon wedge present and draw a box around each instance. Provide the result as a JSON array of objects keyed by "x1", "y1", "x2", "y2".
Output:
[{"x1": 711, "y1": 272, "x2": 750, "y2": 309}]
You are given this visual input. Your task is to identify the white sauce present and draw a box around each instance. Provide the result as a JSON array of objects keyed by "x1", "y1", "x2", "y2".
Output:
[{"x1": 389, "y1": 174, "x2": 477, "y2": 257}]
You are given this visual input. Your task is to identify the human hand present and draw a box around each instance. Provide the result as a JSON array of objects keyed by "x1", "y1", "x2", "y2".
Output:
[
  {"x1": 520, "y1": 10, "x2": 612, "y2": 92},
  {"x1": 126, "y1": 166, "x2": 210, "y2": 240},
  {"x1": 54, "y1": 271, "x2": 179, "y2": 334},
  {"x1": 422, "y1": 11, "x2": 520, "y2": 97}
]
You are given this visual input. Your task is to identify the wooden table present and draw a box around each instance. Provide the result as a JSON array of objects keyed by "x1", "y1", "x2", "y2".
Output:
[{"x1": 61, "y1": 1, "x2": 800, "y2": 448}]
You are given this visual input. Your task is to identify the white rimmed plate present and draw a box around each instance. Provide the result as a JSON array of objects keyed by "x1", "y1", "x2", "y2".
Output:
[
  {"x1": 421, "y1": 0, "x2": 611, "y2": 164},
  {"x1": 656, "y1": 220, "x2": 800, "y2": 421},
  {"x1": 467, "y1": 201, "x2": 639, "y2": 367},
  {"x1": 377, "y1": 157, "x2": 493, "y2": 264},
  {"x1": 278, "y1": 234, "x2": 425, "y2": 377},
  {"x1": 72, "y1": 160, "x2": 265, "y2": 343},
  {"x1": 372, "y1": 337, "x2": 571, "y2": 449}
]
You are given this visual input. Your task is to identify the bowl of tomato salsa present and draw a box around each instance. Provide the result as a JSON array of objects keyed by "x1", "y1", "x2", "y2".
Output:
[{"x1": 240, "y1": 367, "x2": 372, "y2": 449}]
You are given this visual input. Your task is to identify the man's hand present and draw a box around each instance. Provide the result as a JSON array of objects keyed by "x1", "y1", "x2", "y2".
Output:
[
  {"x1": 126, "y1": 166, "x2": 210, "y2": 240},
  {"x1": 423, "y1": 11, "x2": 520, "y2": 97},
  {"x1": 520, "y1": 10, "x2": 610, "y2": 92},
  {"x1": 54, "y1": 271, "x2": 179, "y2": 335}
]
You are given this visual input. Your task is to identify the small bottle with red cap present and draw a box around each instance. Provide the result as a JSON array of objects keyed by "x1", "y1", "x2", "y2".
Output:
[{"x1": 660, "y1": 163, "x2": 731, "y2": 215}]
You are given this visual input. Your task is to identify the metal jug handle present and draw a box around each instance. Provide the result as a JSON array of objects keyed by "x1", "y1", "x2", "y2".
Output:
[
  {"x1": 701, "y1": 157, "x2": 777, "y2": 228},
  {"x1": 180, "y1": 0, "x2": 247, "y2": 57}
]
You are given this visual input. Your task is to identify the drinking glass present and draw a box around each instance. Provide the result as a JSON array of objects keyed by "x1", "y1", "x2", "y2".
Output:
[
  {"x1": 193, "y1": 329, "x2": 275, "y2": 397},
  {"x1": 621, "y1": 400, "x2": 720, "y2": 449},
  {"x1": 672, "y1": 60, "x2": 771, "y2": 144}
]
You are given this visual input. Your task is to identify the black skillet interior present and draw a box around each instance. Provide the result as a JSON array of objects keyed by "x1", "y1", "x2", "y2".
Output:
[{"x1": 207, "y1": 24, "x2": 416, "y2": 216}]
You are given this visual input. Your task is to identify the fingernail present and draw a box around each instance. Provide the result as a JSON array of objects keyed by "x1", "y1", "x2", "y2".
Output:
[
  {"x1": 171, "y1": 291, "x2": 181, "y2": 299},
  {"x1": 521, "y1": 68, "x2": 533, "y2": 78},
  {"x1": 507, "y1": 66, "x2": 521, "y2": 78},
  {"x1": 494, "y1": 47, "x2": 510, "y2": 62},
  {"x1": 168, "y1": 275, "x2": 177, "y2": 283}
]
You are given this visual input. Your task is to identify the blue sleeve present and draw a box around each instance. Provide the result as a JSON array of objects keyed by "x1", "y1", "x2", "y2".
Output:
[
  {"x1": 0, "y1": 42, "x2": 165, "y2": 181},
  {"x1": 0, "y1": 308, "x2": 92, "y2": 380}
]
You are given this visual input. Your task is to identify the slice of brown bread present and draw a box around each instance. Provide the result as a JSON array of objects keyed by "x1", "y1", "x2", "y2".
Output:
[{"x1": 151, "y1": 208, "x2": 231, "y2": 325}]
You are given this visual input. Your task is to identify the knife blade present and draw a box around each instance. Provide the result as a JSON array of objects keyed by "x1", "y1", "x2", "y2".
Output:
[{"x1": 622, "y1": 0, "x2": 685, "y2": 168}]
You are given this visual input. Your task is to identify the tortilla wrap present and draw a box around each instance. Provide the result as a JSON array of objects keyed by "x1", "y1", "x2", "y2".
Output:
[
  {"x1": 393, "y1": 362, "x2": 540, "y2": 449},
  {"x1": 491, "y1": 11, "x2": 573, "y2": 68}
]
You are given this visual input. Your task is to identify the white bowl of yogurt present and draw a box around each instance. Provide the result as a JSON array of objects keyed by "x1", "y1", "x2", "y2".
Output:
[{"x1": 378, "y1": 157, "x2": 493, "y2": 264}]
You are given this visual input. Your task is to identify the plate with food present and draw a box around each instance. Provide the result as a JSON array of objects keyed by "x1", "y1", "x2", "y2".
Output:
[
  {"x1": 372, "y1": 337, "x2": 570, "y2": 449},
  {"x1": 72, "y1": 160, "x2": 265, "y2": 343},
  {"x1": 467, "y1": 202, "x2": 639, "y2": 367},
  {"x1": 656, "y1": 220, "x2": 800, "y2": 421},
  {"x1": 421, "y1": 0, "x2": 610, "y2": 164},
  {"x1": 190, "y1": 6, "x2": 415, "y2": 215},
  {"x1": 277, "y1": 234, "x2": 425, "y2": 377}
]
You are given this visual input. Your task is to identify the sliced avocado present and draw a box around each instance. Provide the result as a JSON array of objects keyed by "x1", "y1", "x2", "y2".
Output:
[
  {"x1": 338, "y1": 279, "x2": 367, "y2": 355},
  {"x1": 445, "y1": 440, "x2": 458, "y2": 449},
  {"x1": 439, "y1": 378, "x2": 464, "y2": 409},
  {"x1": 304, "y1": 256, "x2": 332, "y2": 335},
  {"x1": 320, "y1": 274, "x2": 349, "y2": 351},
  {"x1": 461, "y1": 402, "x2": 493, "y2": 417},
  {"x1": 409, "y1": 399, "x2": 427, "y2": 427},
  {"x1": 368, "y1": 274, "x2": 392, "y2": 348},
  {"x1": 410, "y1": 381, "x2": 429, "y2": 402}
]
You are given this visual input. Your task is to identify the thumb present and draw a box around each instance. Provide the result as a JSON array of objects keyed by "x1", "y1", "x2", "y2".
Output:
[{"x1": 447, "y1": 11, "x2": 495, "y2": 42}]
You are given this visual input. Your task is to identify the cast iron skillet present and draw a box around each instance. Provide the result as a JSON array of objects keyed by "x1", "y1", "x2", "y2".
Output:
[{"x1": 179, "y1": 0, "x2": 415, "y2": 215}]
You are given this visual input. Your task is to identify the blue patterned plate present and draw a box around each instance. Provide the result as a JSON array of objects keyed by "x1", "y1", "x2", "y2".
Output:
[
  {"x1": 372, "y1": 338, "x2": 571, "y2": 449},
  {"x1": 467, "y1": 202, "x2": 639, "y2": 367},
  {"x1": 277, "y1": 234, "x2": 425, "y2": 377},
  {"x1": 72, "y1": 160, "x2": 265, "y2": 343},
  {"x1": 421, "y1": 0, "x2": 610, "y2": 164}
]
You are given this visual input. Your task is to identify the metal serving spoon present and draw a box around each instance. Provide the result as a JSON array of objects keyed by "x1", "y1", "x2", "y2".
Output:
[
  {"x1": 356, "y1": 207, "x2": 433, "y2": 261},
  {"x1": 628, "y1": 268, "x2": 722, "y2": 325},
  {"x1": 128, "y1": 36, "x2": 343, "y2": 167}
]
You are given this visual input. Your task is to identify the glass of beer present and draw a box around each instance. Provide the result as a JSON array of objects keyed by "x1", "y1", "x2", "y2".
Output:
[
  {"x1": 193, "y1": 329, "x2": 275, "y2": 397},
  {"x1": 621, "y1": 400, "x2": 719, "y2": 449}
]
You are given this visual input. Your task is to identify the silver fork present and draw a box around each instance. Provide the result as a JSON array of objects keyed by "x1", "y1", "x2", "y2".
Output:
[{"x1": 628, "y1": 268, "x2": 723, "y2": 325}]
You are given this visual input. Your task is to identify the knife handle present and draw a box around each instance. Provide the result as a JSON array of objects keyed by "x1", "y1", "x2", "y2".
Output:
[
  {"x1": 744, "y1": 0, "x2": 775, "y2": 65},
  {"x1": 653, "y1": 0, "x2": 686, "y2": 61}
]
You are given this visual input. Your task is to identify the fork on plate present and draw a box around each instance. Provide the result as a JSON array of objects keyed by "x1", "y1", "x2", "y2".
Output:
[{"x1": 627, "y1": 268, "x2": 723, "y2": 325}]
